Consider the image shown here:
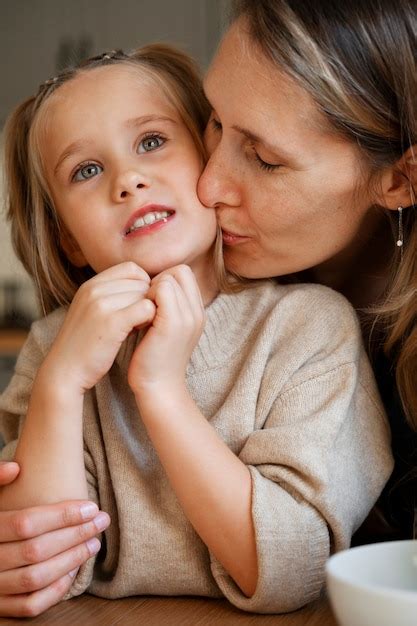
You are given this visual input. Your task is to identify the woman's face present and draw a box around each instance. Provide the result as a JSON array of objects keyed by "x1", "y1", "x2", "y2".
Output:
[{"x1": 198, "y1": 21, "x2": 378, "y2": 279}]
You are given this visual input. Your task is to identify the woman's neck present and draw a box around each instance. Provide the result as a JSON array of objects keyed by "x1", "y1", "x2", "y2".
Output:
[{"x1": 307, "y1": 213, "x2": 394, "y2": 310}]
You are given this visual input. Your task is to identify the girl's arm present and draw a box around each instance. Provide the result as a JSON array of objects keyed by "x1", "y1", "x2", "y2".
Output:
[
  {"x1": 0, "y1": 262, "x2": 155, "y2": 511},
  {"x1": 129, "y1": 266, "x2": 257, "y2": 598}
]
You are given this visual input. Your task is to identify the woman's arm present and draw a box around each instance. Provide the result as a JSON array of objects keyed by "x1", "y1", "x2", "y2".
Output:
[{"x1": 0, "y1": 463, "x2": 110, "y2": 618}]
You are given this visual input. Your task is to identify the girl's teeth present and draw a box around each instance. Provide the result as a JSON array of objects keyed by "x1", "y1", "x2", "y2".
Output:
[
  {"x1": 144, "y1": 213, "x2": 156, "y2": 225},
  {"x1": 133, "y1": 217, "x2": 145, "y2": 229},
  {"x1": 129, "y1": 211, "x2": 170, "y2": 233}
]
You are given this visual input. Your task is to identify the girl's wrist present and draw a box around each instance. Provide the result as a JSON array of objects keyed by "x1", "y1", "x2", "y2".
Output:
[
  {"x1": 36, "y1": 358, "x2": 87, "y2": 401},
  {"x1": 133, "y1": 379, "x2": 189, "y2": 414}
]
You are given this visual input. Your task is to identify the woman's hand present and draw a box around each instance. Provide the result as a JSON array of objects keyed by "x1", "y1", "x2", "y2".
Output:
[
  {"x1": 128, "y1": 264, "x2": 205, "y2": 394},
  {"x1": 0, "y1": 462, "x2": 110, "y2": 618},
  {"x1": 43, "y1": 262, "x2": 156, "y2": 394}
]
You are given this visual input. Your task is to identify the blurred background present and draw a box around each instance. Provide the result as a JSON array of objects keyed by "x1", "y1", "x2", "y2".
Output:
[{"x1": 0, "y1": 0, "x2": 231, "y2": 390}]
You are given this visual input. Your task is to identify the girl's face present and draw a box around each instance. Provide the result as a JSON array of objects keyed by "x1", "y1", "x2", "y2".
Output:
[
  {"x1": 41, "y1": 65, "x2": 217, "y2": 287},
  {"x1": 198, "y1": 21, "x2": 380, "y2": 280}
]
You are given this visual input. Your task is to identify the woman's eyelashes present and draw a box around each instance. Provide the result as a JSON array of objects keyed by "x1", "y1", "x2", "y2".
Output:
[
  {"x1": 251, "y1": 148, "x2": 281, "y2": 172},
  {"x1": 210, "y1": 117, "x2": 222, "y2": 132},
  {"x1": 208, "y1": 115, "x2": 280, "y2": 173}
]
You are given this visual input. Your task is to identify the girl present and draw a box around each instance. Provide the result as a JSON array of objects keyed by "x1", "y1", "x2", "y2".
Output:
[{"x1": 0, "y1": 45, "x2": 392, "y2": 616}]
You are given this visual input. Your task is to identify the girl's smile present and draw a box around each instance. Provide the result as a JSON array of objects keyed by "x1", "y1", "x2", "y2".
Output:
[{"x1": 124, "y1": 204, "x2": 175, "y2": 237}]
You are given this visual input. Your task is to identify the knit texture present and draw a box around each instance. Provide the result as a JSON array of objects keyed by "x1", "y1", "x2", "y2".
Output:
[{"x1": 0, "y1": 281, "x2": 393, "y2": 613}]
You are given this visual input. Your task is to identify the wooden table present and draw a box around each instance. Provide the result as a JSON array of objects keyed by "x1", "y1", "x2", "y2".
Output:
[{"x1": 0, "y1": 593, "x2": 338, "y2": 625}]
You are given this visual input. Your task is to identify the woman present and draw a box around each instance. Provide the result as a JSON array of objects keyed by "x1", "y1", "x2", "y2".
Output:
[
  {"x1": 197, "y1": 0, "x2": 417, "y2": 546},
  {"x1": 0, "y1": 0, "x2": 415, "y2": 616}
]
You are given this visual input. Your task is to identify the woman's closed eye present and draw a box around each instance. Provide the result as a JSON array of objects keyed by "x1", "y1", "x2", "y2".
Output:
[
  {"x1": 137, "y1": 133, "x2": 166, "y2": 153},
  {"x1": 252, "y1": 148, "x2": 281, "y2": 172},
  {"x1": 210, "y1": 117, "x2": 222, "y2": 132},
  {"x1": 72, "y1": 162, "x2": 103, "y2": 182}
]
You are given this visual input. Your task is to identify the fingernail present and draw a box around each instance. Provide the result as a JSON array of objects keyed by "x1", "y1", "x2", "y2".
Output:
[
  {"x1": 86, "y1": 537, "x2": 101, "y2": 555},
  {"x1": 69, "y1": 568, "x2": 78, "y2": 578},
  {"x1": 94, "y1": 512, "x2": 110, "y2": 532},
  {"x1": 80, "y1": 503, "x2": 99, "y2": 520}
]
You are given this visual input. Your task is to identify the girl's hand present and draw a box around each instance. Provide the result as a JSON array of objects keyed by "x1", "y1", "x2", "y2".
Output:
[
  {"x1": 42, "y1": 262, "x2": 156, "y2": 394},
  {"x1": 128, "y1": 265, "x2": 205, "y2": 394}
]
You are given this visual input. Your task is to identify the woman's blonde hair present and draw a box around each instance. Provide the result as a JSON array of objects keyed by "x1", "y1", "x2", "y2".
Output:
[
  {"x1": 4, "y1": 44, "x2": 231, "y2": 315},
  {"x1": 232, "y1": 0, "x2": 417, "y2": 427}
]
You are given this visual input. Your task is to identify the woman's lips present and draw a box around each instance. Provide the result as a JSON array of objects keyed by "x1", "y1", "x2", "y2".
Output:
[{"x1": 221, "y1": 229, "x2": 250, "y2": 245}]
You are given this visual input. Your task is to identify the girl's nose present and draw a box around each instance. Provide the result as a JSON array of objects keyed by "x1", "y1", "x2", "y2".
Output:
[
  {"x1": 112, "y1": 169, "x2": 148, "y2": 203},
  {"x1": 197, "y1": 146, "x2": 241, "y2": 209}
]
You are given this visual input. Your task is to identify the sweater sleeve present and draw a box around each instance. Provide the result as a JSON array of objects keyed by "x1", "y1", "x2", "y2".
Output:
[{"x1": 209, "y1": 296, "x2": 393, "y2": 613}]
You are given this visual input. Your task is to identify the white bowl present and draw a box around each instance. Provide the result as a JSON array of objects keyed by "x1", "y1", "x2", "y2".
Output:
[{"x1": 326, "y1": 540, "x2": 417, "y2": 626}]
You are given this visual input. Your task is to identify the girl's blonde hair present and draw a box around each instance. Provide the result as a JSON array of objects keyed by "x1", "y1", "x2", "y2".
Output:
[
  {"x1": 232, "y1": 0, "x2": 417, "y2": 427},
  {"x1": 4, "y1": 44, "x2": 230, "y2": 315}
]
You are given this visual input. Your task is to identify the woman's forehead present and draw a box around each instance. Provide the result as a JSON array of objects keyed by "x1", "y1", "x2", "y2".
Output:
[{"x1": 205, "y1": 23, "x2": 326, "y2": 138}]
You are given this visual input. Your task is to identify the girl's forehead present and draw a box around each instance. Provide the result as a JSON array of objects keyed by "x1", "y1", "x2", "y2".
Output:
[
  {"x1": 38, "y1": 63, "x2": 178, "y2": 129},
  {"x1": 52, "y1": 64, "x2": 168, "y2": 104},
  {"x1": 32, "y1": 63, "x2": 181, "y2": 164}
]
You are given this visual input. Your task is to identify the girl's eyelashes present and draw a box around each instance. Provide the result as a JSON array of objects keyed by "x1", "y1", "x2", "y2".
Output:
[
  {"x1": 69, "y1": 132, "x2": 167, "y2": 183},
  {"x1": 137, "y1": 132, "x2": 166, "y2": 153},
  {"x1": 72, "y1": 162, "x2": 103, "y2": 182}
]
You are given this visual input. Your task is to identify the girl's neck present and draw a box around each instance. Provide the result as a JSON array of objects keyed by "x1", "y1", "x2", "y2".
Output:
[{"x1": 190, "y1": 256, "x2": 220, "y2": 307}]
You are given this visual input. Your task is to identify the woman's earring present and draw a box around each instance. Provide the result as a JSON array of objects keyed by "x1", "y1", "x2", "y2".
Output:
[{"x1": 396, "y1": 206, "x2": 404, "y2": 259}]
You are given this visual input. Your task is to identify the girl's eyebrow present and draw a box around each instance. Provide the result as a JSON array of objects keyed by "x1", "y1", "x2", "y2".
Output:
[
  {"x1": 54, "y1": 139, "x2": 92, "y2": 176},
  {"x1": 54, "y1": 115, "x2": 177, "y2": 175},
  {"x1": 124, "y1": 114, "x2": 177, "y2": 129}
]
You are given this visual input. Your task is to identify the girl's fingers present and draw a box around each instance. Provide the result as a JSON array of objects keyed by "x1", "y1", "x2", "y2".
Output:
[
  {"x1": 120, "y1": 297, "x2": 156, "y2": 329},
  {"x1": 87, "y1": 279, "x2": 150, "y2": 297},
  {"x1": 149, "y1": 275, "x2": 185, "y2": 322},
  {"x1": 92, "y1": 261, "x2": 150, "y2": 284},
  {"x1": 0, "y1": 573, "x2": 74, "y2": 618},
  {"x1": 151, "y1": 265, "x2": 204, "y2": 317},
  {"x1": 0, "y1": 535, "x2": 101, "y2": 595},
  {"x1": 168, "y1": 265, "x2": 204, "y2": 315},
  {"x1": 0, "y1": 512, "x2": 110, "y2": 572}
]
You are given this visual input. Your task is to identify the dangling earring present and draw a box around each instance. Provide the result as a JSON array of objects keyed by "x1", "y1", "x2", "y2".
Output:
[{"x1": 396, "y1": 206, "x2": 404, "y2": 260}]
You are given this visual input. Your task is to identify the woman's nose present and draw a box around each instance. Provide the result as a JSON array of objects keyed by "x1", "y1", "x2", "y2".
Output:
[
  {"x1": 197, "y1": 146, "x2": 241, "y2": 209},
  {"x1": 112, "y1": 169, "x2": 148, "y2": 203}
]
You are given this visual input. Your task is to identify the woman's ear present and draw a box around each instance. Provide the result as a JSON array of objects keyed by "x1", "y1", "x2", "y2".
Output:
[
  {"x1": 59, "y1": 227, "x2": 88, "y2": 267},
  {"x1": 379, "y1": 145, "x2": 417, "y2": 211}
]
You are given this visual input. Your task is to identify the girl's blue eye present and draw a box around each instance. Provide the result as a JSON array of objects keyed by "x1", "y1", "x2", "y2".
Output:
[
  {"x1": 73, "y1": 163, "x2": 103, "y2": 182},
  {"x1": 138, "y1": 134, "x2": 165, "y2": 153}
]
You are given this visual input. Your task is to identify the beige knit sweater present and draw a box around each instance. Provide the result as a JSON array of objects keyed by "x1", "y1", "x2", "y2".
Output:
[{"x1": 0, "y1": 281, "x2": 393, "y2": 613}]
